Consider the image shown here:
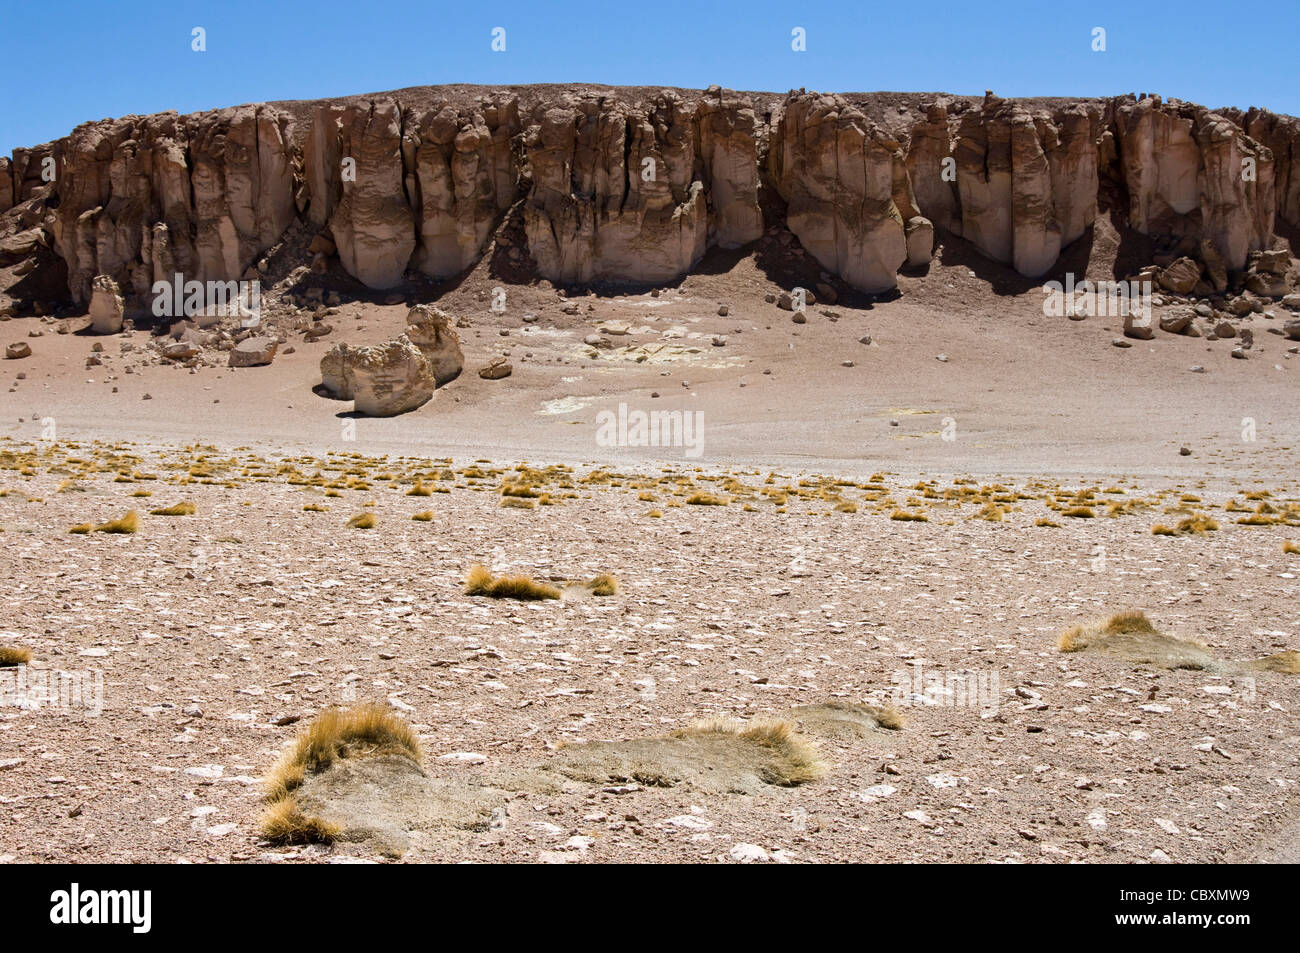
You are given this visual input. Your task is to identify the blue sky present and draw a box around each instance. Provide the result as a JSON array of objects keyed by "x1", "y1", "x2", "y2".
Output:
[{"x1": 3, "y1": 0, "x2": 1296, "y2": 156}]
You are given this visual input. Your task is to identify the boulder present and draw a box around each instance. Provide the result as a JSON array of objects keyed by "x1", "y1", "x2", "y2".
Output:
[
  {"x1": 478, "y1": 358, "x2": 512, "y2": 380},
  {"x1": 88, "y1": 275, "x2": 124, "y2": 334},
  {"x1": 404, "y1": 304, "x2": 463, "y2": 386},
  {"x1": 1283, "y1": 318, "x2": 1300, "y2": 340},
  {"x1": 5, "y1": 342, "x2": 31, "y2": 359},
  {"x1": 1158, "y1": 312, "x2": 1195, "y2": 334},
  {"x1": 228, "y1": 336, "x2": 277, "y2": 367},
  {"x1": 348, "y1": 336, "x2": 434, "y2": 416},
  {"x1": 905, "y1": 217, "x2": 934, "y2": 268},
  {"x1": 320, "y1": 342, "x2": 354, "y2": 399},
  {"x1": 1157, "y1": 257, "x2": 1202, "y2": 294},
  {"x1": 1123, "y1": 312, "x2": 1155, "y2": 339}
]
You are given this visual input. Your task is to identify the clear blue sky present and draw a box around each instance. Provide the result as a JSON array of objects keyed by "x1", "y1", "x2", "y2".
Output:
[{"x1": 3, "y1": 0, "x2": 1296, "y2": 156}]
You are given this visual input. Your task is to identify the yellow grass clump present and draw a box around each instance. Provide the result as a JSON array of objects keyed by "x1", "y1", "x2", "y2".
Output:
[
  {"x1": 1035, "y1": 517, "x2": 1061, "y2": 528},
  {"x1": 0, "y1": 646, "x2": 32, "y2": 667},
  {"x1": 405, "y1": 482, "x2": 433, "y2": 496},
  {"x1": 94, "y1": 510, "x2": 140, "y2": 534},
  {"x1": 464, "y1": 564, "x2": 561, "y2": 600},
  {"x1": 686, "y1": 492, "x2": 728, "y2": 506},
  {"x1": 890, "y1": 509, "x2": 928, "y2": 522},
  {"x1": 834, "y1": 501, "x2": 859, "y2": 513},
  {"x1": 973, "y1": 502, "x2": 1005, "y2": 521},
  {"x1": 346, "y1": 513, "x2": 376, "y2": 529},
  {"x1": 673, "y1": 720, "x2": 825, "y2": 786},
  {"x1": 260, "y1": 703, "x2": 421, "y2": 845},
  {"x1": 500, "y1": 496, "x2": 536, "y2": 509},
  {"x1": 303, "y1": 503, "x2": 328, "y2": 512},
  {"x1": 584, "y1": 574, "x2": 619, "y2": 597},
  {"x1": 149, "y1": 501, "x2": 195, "y2": 516},
  {"x1": 1284, "y1": 540, "x2": 1299, "y2": 555},
  {"x1": 1061, "y1": 505, "x2": 1096, "y2": 519},
  {"x1": 259, "y1": 798, "x2": 341, "y2": 846},
  {"x1": 411, "y1": 510, "x2": 434, "y2": 521},
  {"x1": 1249, "y1": 651, "x2": 1300, "y2": 675}
]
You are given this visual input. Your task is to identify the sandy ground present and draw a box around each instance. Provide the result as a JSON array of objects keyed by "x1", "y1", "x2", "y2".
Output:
[{"x1": 1, "y1": 236, "x2": 1298, "y2": 863}]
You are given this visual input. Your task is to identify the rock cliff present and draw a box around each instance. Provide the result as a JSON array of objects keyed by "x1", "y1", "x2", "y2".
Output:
[{"x1": 2, "y1": 85, "x2": 1297, "y2": 314}]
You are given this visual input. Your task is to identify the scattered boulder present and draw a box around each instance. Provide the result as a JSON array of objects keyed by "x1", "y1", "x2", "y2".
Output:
[
  {"x1": 1214, "y1": 320, "x2": 1237, "y2": 338},
  {"x1": 320, "y1": 343, "x2": 354, "y2": 399},
  {"x1": 404, "y1": 305, "x2": 464, "y2": 386},
  {"x1": 1156, "y1": 257, "x2": 1201, "y2": 295},
  {"x1": 348, "y1": 336, "x2": 435, "y2": 416},
  {"x1": 162, "y1": 342, "x2": 199, "y2": 360},
  {"x1": 478, "y1": 358, "x2": 512, "y2": 380},
  {"x1": 88, "y1": 275, "x2": 124, "y2": 334},
  {"x1": 1123, "y1": 311, "x2": 1155, "y2": 340},
  {"x1": 1158, "y1": 312, "x2": 1195, "y2": 335},
  {"x1": 5, "y1": 342, "x2": 31, "y2": 359},
  {"x1": 228, "y1": 336, "x2": 278, "y2": 368},
  {"x1": 1283, "y1": 319, "x2": 1300, "y2": 341}
]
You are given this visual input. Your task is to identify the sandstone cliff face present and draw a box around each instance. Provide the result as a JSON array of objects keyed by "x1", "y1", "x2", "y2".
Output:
[
  {"x1": 43, "y1": 106, "x2": 296, "y2": 307},
  {"x1": 1112, "y1": 98, "x2": 1274, "y2": 270},
  {"x1": 768, "y1": 93, "x2": 911, "y2": 293},
  {"x1": 522, "y1": 93, "x2": 707, "y2": 285},
  {"x1": 3, "y1": 85, "x2": 1298, "y2": 314},
  {"x1": 919, "y1": 96, "x2": 1100, "y2": 279}
]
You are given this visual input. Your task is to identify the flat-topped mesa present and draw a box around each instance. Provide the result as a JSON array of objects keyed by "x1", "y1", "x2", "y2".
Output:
[{"x1": 2, "y1": 85, "x2": 1298, "y2": 315}]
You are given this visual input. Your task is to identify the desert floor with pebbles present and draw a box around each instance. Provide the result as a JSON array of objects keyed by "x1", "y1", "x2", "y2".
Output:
[
  {"x1": 2, "y1": 238, "x2": 1298, "y2": 863},
  {"x1": 1, "y1": 439, "x2": 1298, "y2": 863}
]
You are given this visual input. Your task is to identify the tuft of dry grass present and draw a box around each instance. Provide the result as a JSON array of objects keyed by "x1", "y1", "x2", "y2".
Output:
[
  {"x1": 686, "y1": 492, "x2": 728, "y2": 506},
  {"x1": 1104, "y1": 610, "x2": 1159, "y2": 635},
  {"x1": 1249, "y1": 651, "x2": 1300, "y2": 675},
  {"x1": 584, "y1": 574, "x2": 619, "y2": 596},
  {"x1": 260, "y1": 703, "x2": 420, "y2": 845},
  {"x1": 499, "y1": 496, "x2": 536, "y2": 509},
  {"x1": 303, "y1": 503, "x2": 328, "y2": 512},
  {"x1": 973, "y1": 502, "x2": 1005, "y2": 521},
  {"x1": 346, "y1": 512, "x2": 376, "y2": 529},
  {"x1": 1284, "y1": 540, "x2": 1299, "y2": 555},
  {"x1": 149, "y1": 501, "x2": 195, "y2": 516},
  {"x1": 672, "y1": 720, "x2": 825, "y2": 786},
  {"x1": 889, "y1": 509, "x2": 928, "y2": 522},
  {"x1": 94, "y1": 510, "x2": 140, "y2": 534},
  {"x1": 405, "y1": 482, "x2": 433, "y2": 497},
  {"x1": 411, "y1": 510, "x2": 434, "y2": 521},
  {"x1": 834, "y1": 500, "x2": 859, "y2": 513},
  {"x1": 68, "y1": 523, "x2": 93, "y2": 534},
  {"x1": 873, "y1": 705, "x2": 905, "y2": 730},
  {"x1": 0, "y1": 645, "x2": 32, "y2": 667},
  {"x1": 464, "y1": 564, "x2": 561, "y2": 600},
  {"x1": 1035, "y1": 517, "x2": 1061, "y2": 528},
  {"x1": 259, "y1": 798, "x2": 341, "y2": 846},
  {"x1": 646, "y1": 509, "x2": 663, "y2": 518},
  {"x1": 1061, "y1": 505, "x2": 1096, "y2": 519}
]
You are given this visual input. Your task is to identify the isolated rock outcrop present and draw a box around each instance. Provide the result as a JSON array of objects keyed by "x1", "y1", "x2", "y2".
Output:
[
  {"x1": 320, "y1": 336, "x2": 433, "y2": 416},
  {"x1": 404, "y1": 304, "x2": 463, "y2": 385},
  {"x1": 87, "y1": 275, "x2": 124, "y2": 333}
]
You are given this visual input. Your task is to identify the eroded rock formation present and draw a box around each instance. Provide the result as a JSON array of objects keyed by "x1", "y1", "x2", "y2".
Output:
[{"x1": 3, "y1": 85, "x2": 1298, "y2": 314}]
